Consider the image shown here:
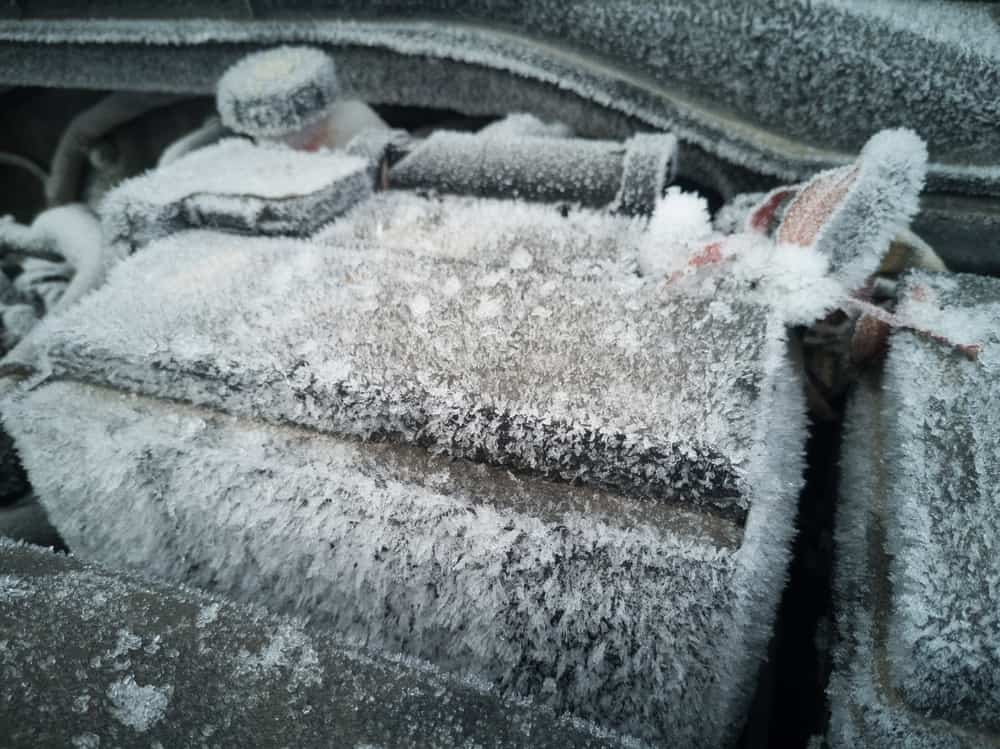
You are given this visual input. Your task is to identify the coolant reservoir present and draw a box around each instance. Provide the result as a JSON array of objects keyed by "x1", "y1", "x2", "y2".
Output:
[{"x1": 216, "y1": 45, "x2": 387, "y2": 151}]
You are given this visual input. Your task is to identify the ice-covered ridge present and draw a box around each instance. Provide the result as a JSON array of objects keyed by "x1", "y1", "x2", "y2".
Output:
[
  {"x1": 30, "y1": 219, "x2": 787, "y2": 516},
  {"x1": 100, "y1": 138, "x2": 370, "y2": 249},
  {"x1": 0, "y1": 4, "x2": 996, "y2": 200}
]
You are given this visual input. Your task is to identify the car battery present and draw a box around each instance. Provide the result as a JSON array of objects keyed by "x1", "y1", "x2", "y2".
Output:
[{"x1": 3, "y1": 191, "x2": 809, "y2": 747}]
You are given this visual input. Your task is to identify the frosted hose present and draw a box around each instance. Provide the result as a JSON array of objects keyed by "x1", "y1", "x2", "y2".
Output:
[
  {"x1": 2, "y1": 205, "x2": 109, "y2": 368},
  {"x1": 158, "y1": 116, "x2": 229, "y2": 167},
  {"x1": 46, "y1": 92, "x2": 187, "y2": 206},
  {"x1": 389, "y1": 130, "x2": 678, "y2": 215}
]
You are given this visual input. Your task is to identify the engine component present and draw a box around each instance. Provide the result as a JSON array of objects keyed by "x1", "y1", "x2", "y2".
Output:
[
  {"x1": 389, "y1": 129, "x2": 677, "y2": 215},
  {"x1": 157, "y1": 115, "x2": 228, "y2": 167},
  {"x1": 45, "y1": 91, "x2": 188, "y2": 207},
  {"x1": 217, "y1": 46, "x2": 339, "y2": 140},
  {"x1": 0, "y1": 204, "x2": 106, "y2": 358},
  {"x1": 217, "y1": 45, "x2": 387, "y2": 151}
]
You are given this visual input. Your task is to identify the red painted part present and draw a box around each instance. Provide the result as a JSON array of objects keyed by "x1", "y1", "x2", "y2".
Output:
[
  {"x1": 689, "y1": 242, "x2": 723, "y2": 267},
  {"x1": 748, "y1": 188, "x2": 796, "y2": 236}
]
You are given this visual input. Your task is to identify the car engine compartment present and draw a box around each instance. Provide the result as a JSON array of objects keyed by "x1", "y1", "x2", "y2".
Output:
[{"x1": 1, "y1": 5, "x2": 999, "y2": 748}]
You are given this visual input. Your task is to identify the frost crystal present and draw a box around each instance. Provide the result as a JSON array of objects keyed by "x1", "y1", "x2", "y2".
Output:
[
  {"x1": 638, "y1": 186, "x2": 713, "y2": 278},
  {"x1": 106, "y1": 676, "x2": 172, "y2": 732}
]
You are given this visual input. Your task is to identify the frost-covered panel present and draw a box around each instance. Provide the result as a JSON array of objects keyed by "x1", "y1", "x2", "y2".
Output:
[
  {"x1": 0, "y1": 539, "x2": 634, "y2": 748},
  {"x1": 28, "y1": 220, "x2": 790, "y2": 517},
  {"x1": 100, "y1": 138, "x2": 370, "y2": 250},
  {"x1": 828, "y1": 376, "x2": 997, "y2": 749},
  {"x1": 881, "y1": 271, "x2": 1000, "y2": 730},
  {"x1": 828, "y1": 272, "x2": 1000, "y2": 747}
]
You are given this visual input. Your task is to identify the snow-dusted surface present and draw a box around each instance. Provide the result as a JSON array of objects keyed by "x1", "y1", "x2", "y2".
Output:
[
  {"x1": 828, "y1": 272, "x2": 1000, "y2": 747},
  {"x1": 100, "y1": 138, "x2": 370, "y2": 250},
  {"x1": 0, "y1": 539, "x2": 637, "y2": 748},
  {"x1": 479, "y1": 113, "x2": 572, "y2": 140},
  {"x1": 3, "y1": 193, "x2": 808, "y2": 745},
  {"x1": 317, "y1": 191, "x2": 646, "y2": 266},
  {"x1": 216, "y1": 46, "x2": 339, "y2": 138}
]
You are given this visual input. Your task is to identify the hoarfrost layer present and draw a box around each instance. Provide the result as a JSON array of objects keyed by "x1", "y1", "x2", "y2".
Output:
[
  {"x1": 6, "y1": 382, "x2": 739, "y2": 745},
  {"x1": 883, "y1": 272, "x2": 1000, "y2": 730},
  {"x1": 30, "y1": 202, "x2": 790, "y2": 515},
  {"x1": 0, "y1": 0, "x2": 995, "y2": 196}
]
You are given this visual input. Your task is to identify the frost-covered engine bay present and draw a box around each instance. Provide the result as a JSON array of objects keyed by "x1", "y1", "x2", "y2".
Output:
[{"x1": 1, "y1": 17, "x2": 999, "y2": 749}]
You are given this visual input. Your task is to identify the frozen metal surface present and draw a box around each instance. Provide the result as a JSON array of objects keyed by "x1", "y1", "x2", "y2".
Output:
[{"x1": 389, "y1": 130, "x2": 677, "y2": 215}]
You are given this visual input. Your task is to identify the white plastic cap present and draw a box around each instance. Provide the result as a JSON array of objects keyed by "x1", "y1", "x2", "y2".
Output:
[{"x1": 216, "y1": 46, "x2": 340, "y2": 138}]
